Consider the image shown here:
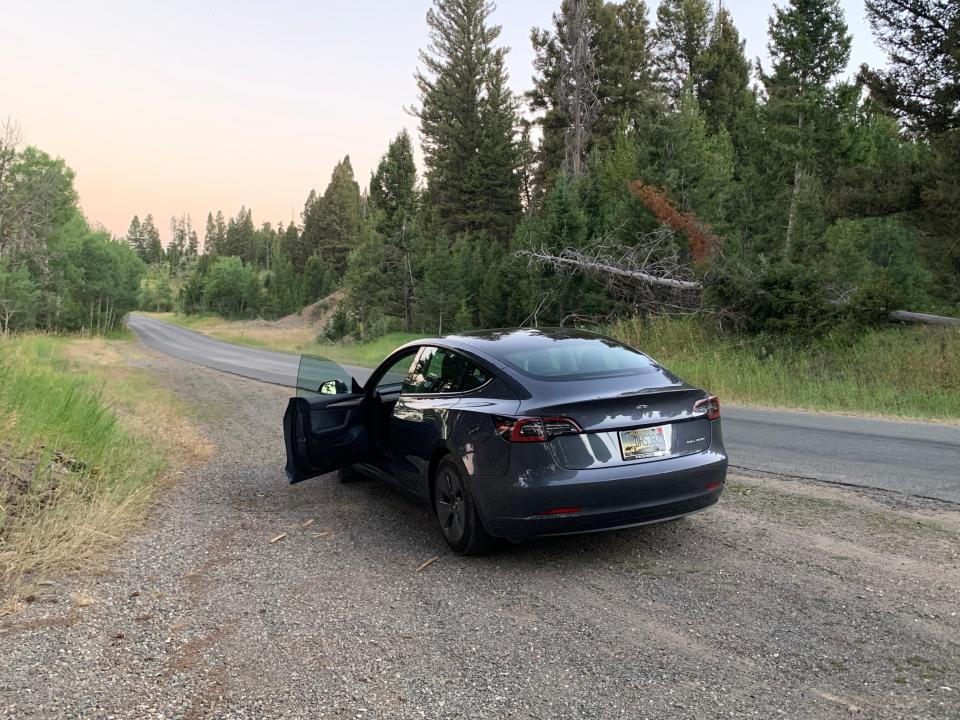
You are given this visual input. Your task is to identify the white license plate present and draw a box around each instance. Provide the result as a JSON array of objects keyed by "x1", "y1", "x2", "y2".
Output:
[{"x1": 619, "y1": 425, "x2": 668, "y2": 460}]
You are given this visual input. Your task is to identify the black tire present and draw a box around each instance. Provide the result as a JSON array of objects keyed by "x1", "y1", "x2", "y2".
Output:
[
  {"x1": 338, "y1": 464, "x2": 364, "y2": 483},
  {"x1": 433, "y1": 456, "x2": 492, "y2": 555}
]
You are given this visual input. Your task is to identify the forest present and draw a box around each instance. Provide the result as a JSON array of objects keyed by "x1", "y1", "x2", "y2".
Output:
[{"x1": 1, "y1": 0, "x2": 957, "y2": 343}]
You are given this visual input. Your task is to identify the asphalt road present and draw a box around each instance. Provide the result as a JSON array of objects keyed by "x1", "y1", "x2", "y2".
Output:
[{"x1": 127, "y1": 313, "x2": 960, "y2": 504}]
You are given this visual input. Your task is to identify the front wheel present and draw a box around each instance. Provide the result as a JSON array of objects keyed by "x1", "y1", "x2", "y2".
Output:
[{"x1": 433, "y1": 457, "x2": 491, "y2": 555}]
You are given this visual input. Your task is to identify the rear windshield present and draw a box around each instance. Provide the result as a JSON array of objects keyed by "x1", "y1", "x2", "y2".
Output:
[{"x1": 500, "y1": 338, "x2": 659, "y2": 381}]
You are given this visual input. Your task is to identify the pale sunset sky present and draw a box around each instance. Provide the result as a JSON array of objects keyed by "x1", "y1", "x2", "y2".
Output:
[{"x1": 2, "y1": 1, "x2": 886, "y2": 243}]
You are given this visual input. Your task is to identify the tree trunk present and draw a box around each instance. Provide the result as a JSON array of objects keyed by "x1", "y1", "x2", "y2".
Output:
[
  {"x1": 521, "y1": 249, "x2": 703, "y2": 291},
  {"x1": 784, "y1": 158, "x2": 802, "y2": 257},
  {"x1": 784, "y1": 110, "x2": 804, "y2": 257}
]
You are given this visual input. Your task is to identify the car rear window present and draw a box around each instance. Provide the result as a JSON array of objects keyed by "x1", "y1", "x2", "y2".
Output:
[{"x1": 500, "y1": 339, "x2": 658, "y2": 380}]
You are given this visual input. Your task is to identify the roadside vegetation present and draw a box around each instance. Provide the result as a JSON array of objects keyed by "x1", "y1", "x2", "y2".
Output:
[
  {"x1": 4, "y1": 1, "x2": 957, "y2": 423},
  {"x1": 0, "y1": 334, "x2": 212, "y2": 604},
  {"x1": 147, "y1": 308, "x2": 960, "y2": 422}
]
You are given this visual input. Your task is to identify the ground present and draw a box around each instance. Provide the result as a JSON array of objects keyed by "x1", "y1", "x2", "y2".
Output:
[{"x1": 1, "y1": 345, "x2": 958, "y2": 719}]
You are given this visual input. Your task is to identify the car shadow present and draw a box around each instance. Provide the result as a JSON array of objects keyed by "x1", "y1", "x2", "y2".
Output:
[{"x1": 284, "y1": 471, "x2": 718, "y2": 572}]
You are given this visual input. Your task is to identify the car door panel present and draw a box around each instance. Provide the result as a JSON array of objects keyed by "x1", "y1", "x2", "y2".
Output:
[
  {"x1": 389, "y1": 394, "x2": 459, "y2": 494},
  {"x1": 283, "y1": 394, "x2": 369, "y2": 484}
]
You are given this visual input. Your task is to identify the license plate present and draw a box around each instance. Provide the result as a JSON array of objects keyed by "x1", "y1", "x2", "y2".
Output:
[{"x1": 619, "y1": 426, "x2": 668, "y2": 460}]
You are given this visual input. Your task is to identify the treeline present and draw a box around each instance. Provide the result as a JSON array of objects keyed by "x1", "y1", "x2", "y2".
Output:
[
  {"x1": 141, "y1": 0, "x2": 956, "y2": 342},
  {"x1": 28, "y1": 0, "x2": 938, "y2": 344},
  {"x1": 0, "y1": 131, "x2": 143, "y2": 335}
]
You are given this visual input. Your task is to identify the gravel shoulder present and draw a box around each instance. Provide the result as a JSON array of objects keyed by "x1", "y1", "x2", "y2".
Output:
[{"x1": 2, "y1": 347, "x2": 958, "y2": 719}]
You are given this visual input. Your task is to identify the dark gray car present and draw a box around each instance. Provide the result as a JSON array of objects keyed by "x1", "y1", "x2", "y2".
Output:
[{"x1": 283, "y1": 328, "x2": 728, "y2": 554}]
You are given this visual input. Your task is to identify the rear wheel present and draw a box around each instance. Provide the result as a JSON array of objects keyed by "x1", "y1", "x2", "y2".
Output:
[{"x1": 433, "y1": 457, "x2": 491, "y2": 555}]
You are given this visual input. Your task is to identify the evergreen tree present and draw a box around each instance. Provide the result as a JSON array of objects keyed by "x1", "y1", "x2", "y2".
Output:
[
  {"x1": 474, "y1": 51, "x2": 522, "y2": 239},
  {"x1": 204, "y1": 212, "x2": 217, "y2": 257},
  {"x1": 225, "y1": 207, "x2": 256, "y2": 262},
  {"x1": 529, "y1": 0, "x2": 658, "y2": 195},
  {"x1": 303, "y1": 254, "x2": 336, "y2": 302},
  {"x1": 187, "y1": 227, "x2": 199, "y2": 256},
  {"x1": 860, "y1": 0, "x2": 959, "y2": 135},
  {"x1": 413, "y1": 0, "x2": 520, "y2": 242},
  {"x1": 126, "y1": 215, "x2": 146, "y2": 260},
  {"x1": 369, "y1": 130, "x2": 418, "y2": 242},
  {"x1": 649, "y1": 89, "x2": 735, "y2": 230},
  {"x1": 280, "y1": 222, "x2": 306, "y2": 269},
  {"x1": 142, "y1": 214, "x2": 164, "y2": 264},
  {"x1": 168, "y1": 214, "x2": 190, "y2": 269},
  {"x1": 763, "y1": 0, "x2": 852, "y2": 255},
  {"x1": 367, "y1": 131, "x2": 420, "y2": 328},
  {"x1": 699, "y1": 7, "x2": 751, "y2": 134},
  {"x1": 314, "y1": 156, "x2": 362, "y2": 274},
  {"x1": 654, "y1": 0, "x2": 713, "y2": 101},
  {"x1": 600, "y1": 0, "x2": 660, "y2": 137}
]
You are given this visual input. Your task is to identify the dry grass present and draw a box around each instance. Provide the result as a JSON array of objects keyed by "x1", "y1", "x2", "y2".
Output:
[
  {"x1": 0, "y1": 335, "x2": 214, "y2": 605},
  {"x1": 63, "y1": 338, "x2": 215, "y2": 465}
]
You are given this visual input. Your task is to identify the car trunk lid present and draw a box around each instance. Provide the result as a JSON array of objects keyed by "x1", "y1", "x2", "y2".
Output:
[{"x1": 520, "y1": 378, "x2": 714, "y2": 470}]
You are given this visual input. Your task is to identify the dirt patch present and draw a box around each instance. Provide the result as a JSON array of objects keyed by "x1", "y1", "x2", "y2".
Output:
[{"x1": 273, "y1": 289, "x2": 345, "y2": 330}]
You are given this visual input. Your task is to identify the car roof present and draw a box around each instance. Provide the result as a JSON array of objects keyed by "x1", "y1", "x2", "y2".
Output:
[{"x1": 406, "y1": 327, "x2": 623, "y2": 363}]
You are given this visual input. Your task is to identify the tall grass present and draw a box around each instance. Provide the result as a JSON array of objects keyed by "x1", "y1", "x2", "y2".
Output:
[
  {"x1": 144, "y1": 310, "x2": 959, "y2": 421},
  {"x1": 611, "y1": 316, "x2": 960, "y2": 421},
  {"x1": 0, "y1": 335, "x2": 208, "y2": 599}
]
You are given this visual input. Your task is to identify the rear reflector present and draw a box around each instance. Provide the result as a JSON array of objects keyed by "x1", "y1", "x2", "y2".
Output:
[
  {"x1": 693, "y1": 396, "x2": 721, "y2": 421},
  {"x1": 534, "y1": 506, "x2": 582, "y2": 516},
  {"x1": 493, "y1": 416, "x2": 582, "y2": 443},
  {"x1": 705, "y1": 481, "x2": 723, "y2": 490}
]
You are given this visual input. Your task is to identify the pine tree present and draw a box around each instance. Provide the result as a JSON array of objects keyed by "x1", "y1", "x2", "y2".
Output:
[
  {"x1": 142, "y1": 214, "x2": 164, "y2": 264},
  {"x1": 313, "y1": 156, "x2": 362, "y2": 274},
  {"x1": 204, "y1": 212, "x2": 216, "y2": 256},
  {"x1": 226, "y1": 207, "x2": 256, "y2": 262},
  {"x1": 126, "y1": 215, "x2": 146, "y2": 260},
  {"x1": 529, "y1": 0, "x2": 658, "y2": 195},
  {"x1": 474, "y1": 50, "x2": 522, "y2": 239},
  {"x1": 649, "y1": 89, "x2": 735, "y2": 230},
  {"x1": 600, "y1": 0, "x2": 660, "y2": 137},
  {"x1": 860, "y1": 0, "x2": 959, "y2": 135},
  {"x1": 654, "y1": 0, "x2": 713, "y2": 101},
  {"x1": 369, "y1": 130, "x2": 418, "y2": 243},
  {"x1": 168, "y1": 214, "x2": 189, "y2": 269},
  {"x1": 413, "y1": 0, "x2": 520, "y2": 242},
  {"x1": 699, "y1": 7, "x2": 751, "y2": 134},
  {"x1": 763, "y1": 0, "x2": 851, "y2": 255},
  {"x1": 368, "y1": 131, "x2": 420, "y2": 328}
]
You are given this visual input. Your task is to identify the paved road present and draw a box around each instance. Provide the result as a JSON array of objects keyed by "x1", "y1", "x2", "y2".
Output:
[{"x1": 128, "y1": 313, "x2": 960, "y2": 503}]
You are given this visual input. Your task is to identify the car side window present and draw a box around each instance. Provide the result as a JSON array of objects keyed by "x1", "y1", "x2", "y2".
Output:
[
  {"x1": 401, "y1": 347, "x2": 490, "y2": 395},
  {"x1": 374, "y1": 351, "x2": 418, "y2": 395}
]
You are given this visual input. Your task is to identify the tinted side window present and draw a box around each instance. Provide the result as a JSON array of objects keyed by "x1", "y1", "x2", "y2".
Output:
[
  {"x1": 375, "y1": 352, "x2": 418, "y2": 394},
  {"x1": 402, "y1": 347, "x2": 490, "y2": 394}
]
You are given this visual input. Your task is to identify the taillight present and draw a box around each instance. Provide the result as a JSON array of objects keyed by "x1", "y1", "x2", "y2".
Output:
[
  {"x1": 694, "y1": 396, "x2": 721, "y2": 420},
  {"x1": 492, "y1": 416, "x2": 582, "y2": 443}
]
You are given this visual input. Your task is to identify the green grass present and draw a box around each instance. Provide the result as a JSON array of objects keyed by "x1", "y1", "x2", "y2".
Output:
[
  {"x1": 0, "y1": 335, "x2": 206, "y2": 598},
  {"x1": 610, "y1": 316, "x2": 960, "y2": 421},
  {"x1": 304, "y1": 332, "x2": 430, "y2": 367},
  {"x1": 145, "y1": 310, "x2": 960, "y2": 422}
]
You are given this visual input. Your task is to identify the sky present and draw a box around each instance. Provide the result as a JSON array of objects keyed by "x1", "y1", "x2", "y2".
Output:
[{"x1": 1, "y1": 0, "x2": 887, "y2": 242}]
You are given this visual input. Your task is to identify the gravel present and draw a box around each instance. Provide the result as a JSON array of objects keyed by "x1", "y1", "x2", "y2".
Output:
[{"x1": 2, "y1": 347, "x2": 958, "y2": 719}]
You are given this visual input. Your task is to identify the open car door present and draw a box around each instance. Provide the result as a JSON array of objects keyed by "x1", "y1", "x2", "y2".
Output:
[{"x1": 283, "y1": 355, "x2": 368, "y2": 484}]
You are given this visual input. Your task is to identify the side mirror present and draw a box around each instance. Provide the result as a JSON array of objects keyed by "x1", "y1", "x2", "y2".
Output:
[{"x1": 319, "y1": 379, "x2": 349, "y2": 395}]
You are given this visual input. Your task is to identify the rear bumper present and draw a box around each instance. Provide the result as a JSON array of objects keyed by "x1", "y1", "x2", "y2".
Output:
[{"x1": 470, "y1": 450, "x2": 728, "y2": 540}]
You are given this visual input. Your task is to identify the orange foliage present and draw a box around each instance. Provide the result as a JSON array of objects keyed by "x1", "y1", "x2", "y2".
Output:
[{"x1": 629, "y1": 181, "x2": 722, "y2": 265}]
